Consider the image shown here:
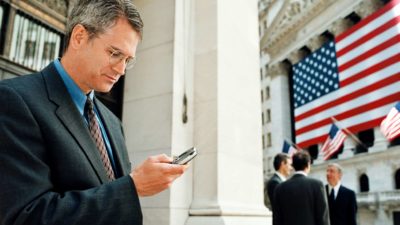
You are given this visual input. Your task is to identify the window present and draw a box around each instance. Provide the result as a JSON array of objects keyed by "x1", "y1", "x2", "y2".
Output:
[
  {"x1": 359, "y1": 174, "x2": 370, "y2": 192},
  {"x1": 262, "y1": 112, "x2": 265, "y2": 125},
  {"x1": 265, "y1": 65, "x2": 268, "y2": 77},
  {"x1": 267, "y1": 133, "x2": 272, "y2": 147},
  {"x1": 394, "y1": 211, "x2": 400, "y2": 225},
  {"x1": 355, "y1": 129, "x2": 374, "y2": 154},
  {"x1": 9, "y1": 12, "x2": 62, "y2": 71},
  {"x1": 262, "y1": 135, "x2": 265, "y2": 149},
  {"x1": 390, "y1": 136, "x2": 400, "y2": 147},
  {"x1": 0, "y1": 3, "x2": 5, "y2": 54},
  {"x1": 307, "y1": 144, "x2": 319, "y2": 161},
  {"x1": 395, "y1": 169, "x2": 400, "y2": 189},
  {"x1": 266, "y1": 109, "x2": 271, "y2": 122},
  {"x1": 265, "y1": 86, "x2": 270, "y2": 99},
  {"x1": 0, "y1": 5, "x2": 3, "y2": 32},
  {"x1": 261, "y1": 90, "x2": 264, "y2": 102}
]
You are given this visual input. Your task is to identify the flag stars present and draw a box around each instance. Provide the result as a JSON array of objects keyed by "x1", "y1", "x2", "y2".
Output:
[{"x1": 292, "y1": 40, "x2": 340, "y2": 108}]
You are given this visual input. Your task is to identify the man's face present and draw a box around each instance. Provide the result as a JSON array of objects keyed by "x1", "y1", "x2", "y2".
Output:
[
  {"x1": 76, "y1": 17, "x2": 140, "y2": 93},
  {"x1": 281, "y1": 158, "x2": 292, "y2": 177},
  {"x1": 326, "y1": 165, "x2": 341, "y2": 186}
]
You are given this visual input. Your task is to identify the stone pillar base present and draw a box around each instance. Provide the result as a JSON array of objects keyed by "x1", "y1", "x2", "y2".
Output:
[
  {"x1": 186, "y1": 205, "x2": 270, "y2": 225},
  {"x1": 186, "y1": 215, "x2": 271, "y2": 225}
]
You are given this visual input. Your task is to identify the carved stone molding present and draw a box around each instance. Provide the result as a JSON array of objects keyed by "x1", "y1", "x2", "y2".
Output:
[
  {"x1": 259, "y1": 0, "x2": 275, "y2": 11},
  {"x1": 23, "y1": 0, "x2": 69, "y2": 17},
  {"x1": 261, "y1": 0, "x2": 337, "y2": 58},
  {"x1": 15, "y1": 0, "x2": 67, "y2": 31},
  {"x1": 358, "y1": 191, "x2": 400, "y2": 211},
  {"x1": 354, "y1": 0, "x2": 384, "y2": 19}
]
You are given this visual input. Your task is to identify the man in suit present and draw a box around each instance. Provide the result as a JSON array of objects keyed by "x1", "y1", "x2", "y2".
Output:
[
  {"x1": 266, "y1": 153, "x2": 292, "y2": 210},
  {"x1": 326, "y1": 163, "x2": 357, "y2": 225},
  {"x1": 273, "y1": 151, "x2": 330, "y2": 225},
  {"x1": 0, "y1": 1, "x2": 187, "y2": 224}
]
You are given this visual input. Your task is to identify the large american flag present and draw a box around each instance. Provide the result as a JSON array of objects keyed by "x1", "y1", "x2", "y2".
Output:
[{"x1": 293, "y1": 0, "x2": 400, "y2": 148}]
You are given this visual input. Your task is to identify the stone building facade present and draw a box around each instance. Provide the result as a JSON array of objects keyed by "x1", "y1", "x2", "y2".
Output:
[
  {"x1": 259, "y1": 0, "x2": 400, "y2": 225},
  {"x1": 1, "y1": 0, "x2": 268, "y2": 225}
]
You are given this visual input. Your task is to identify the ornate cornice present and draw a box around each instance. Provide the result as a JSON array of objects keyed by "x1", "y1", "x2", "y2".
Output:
[
  {"x1": 261, "y1": 0, "x2": 337, "y2": 58},
  {"x1": 12, "y1": 0, "x2": 69, "y2": 31},
  {"x1": 33, "y1": 0, "x2": 68, "y2": 16}
]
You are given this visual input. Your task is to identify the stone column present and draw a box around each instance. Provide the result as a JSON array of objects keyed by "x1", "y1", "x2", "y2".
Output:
[
  {"x1": 339, "y1": 137, "x2": 355, "y2": 159},
  {"x1": 314, "y1": 143, "x2": 325, "y2": 164},
  {"x1": 123, "y1": 0, "x2": 196, "y2": 224},
  {"x1": 187, "y1": 0, "x2": 269, "y2": 224},
  {"x1": 369, "y1": 127, "x2": 389, "y2": 153}
]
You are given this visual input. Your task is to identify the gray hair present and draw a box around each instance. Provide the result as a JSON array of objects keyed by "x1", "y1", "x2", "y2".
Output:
[
  {"x1": 64, "y1": 0, "x2": 144, "y2": 52},
  {"x1": 328, "y1": 163, "x2": 343, "y2": 174}
]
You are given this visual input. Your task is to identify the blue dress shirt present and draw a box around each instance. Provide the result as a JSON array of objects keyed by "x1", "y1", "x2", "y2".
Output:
[{"x1": 54, "y1": 59, "x2": 118, "y2": 176}]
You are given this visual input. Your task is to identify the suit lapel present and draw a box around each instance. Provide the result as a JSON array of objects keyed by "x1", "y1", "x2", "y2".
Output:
[{"x1": 42, "y1": 63, "x2": 109, "y2": 183}]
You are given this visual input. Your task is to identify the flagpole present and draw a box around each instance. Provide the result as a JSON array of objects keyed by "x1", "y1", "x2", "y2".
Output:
[
  {"x1": 330, "y1": 117, "x2": 368, "y2": 149},
  {"x1": 285, "y1": 138, "x2": 304, "y2": 151}
]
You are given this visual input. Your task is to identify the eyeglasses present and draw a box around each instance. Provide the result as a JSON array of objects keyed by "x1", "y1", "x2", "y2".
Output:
[{"x1": 108, "y1": 47, "x2": 137, "y2": 70}]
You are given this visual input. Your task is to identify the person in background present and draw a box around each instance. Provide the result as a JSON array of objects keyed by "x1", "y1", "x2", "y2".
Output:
[
  {"x1": 0, "y1": 1, "x2": 187, "y2": 224},
  {"x1": 265, "y1": 153, "x2": 292, "y2": 210},
  {"x1": 273, "y1": 151, "x2": 330, "y2": 225},
  {"x1": 326, "y1": 163, "x2": 357, "y2": 225}
]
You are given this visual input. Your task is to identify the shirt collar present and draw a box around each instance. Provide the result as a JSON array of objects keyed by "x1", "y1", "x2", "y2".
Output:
[
  {"x1": 275, "y1": 172, "x2": 287, "y2": 181},
  {"x1": 54, "y1": 59, "x2": 94, "y2": 115},
  {"x1": 294, "y1": 171, "x2": 308, "y2": 177},
  {"x1": 329, "y1": 182, "x2": 341, "y2": 195}
]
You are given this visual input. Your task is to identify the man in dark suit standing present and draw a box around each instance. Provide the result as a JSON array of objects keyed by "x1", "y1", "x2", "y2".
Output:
[
  {"x1": 273, "y1": 151, "x2": 330, "y2": 225},
  {"x1": 326, "y1": 163, "x2": 357, "y2": 225},
  {"x1": 0, "y1": 1, "x2": 187, "y2": 225},
  {"x1": 265, "y1": 153, "x2": 292, "y2": 210}
]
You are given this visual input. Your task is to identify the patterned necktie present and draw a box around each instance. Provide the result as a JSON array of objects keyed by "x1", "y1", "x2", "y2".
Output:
[{"x1": 85, "y1": 97, "x2": 115, "y2": 181}]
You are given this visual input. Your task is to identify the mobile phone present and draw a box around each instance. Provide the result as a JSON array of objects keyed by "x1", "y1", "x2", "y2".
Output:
[{"x1": 172, "y1": 147, "x2": 197, "y2": 165}]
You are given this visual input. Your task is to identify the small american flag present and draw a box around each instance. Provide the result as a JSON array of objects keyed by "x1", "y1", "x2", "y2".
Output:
[
  {"x1": 321, "y1": 124, "x2": 347, "y2": 160},
  {"x1": 282, "y1": 140, "x2": 297, "y2": 156},
  {"x1": 293, "y1": 0, "x2": 400, "y2": 148},
  {"x1": 380, "y1": 102, "x2": 400, "y2": 141}
]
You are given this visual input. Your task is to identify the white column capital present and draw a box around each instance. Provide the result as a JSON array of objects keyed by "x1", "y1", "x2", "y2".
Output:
[
  {"x1": 267, "y1": 62, "x2": 291, "y2": 77},
  {"x1": 354, "y1": 0, "x2": 384, "y2": 19},
  {"x1": 307, "y1": 36, "x2": 328, "y2": 52},
  {"x1": 328, "y1": 18, "x2": 353, "y2": 36}
]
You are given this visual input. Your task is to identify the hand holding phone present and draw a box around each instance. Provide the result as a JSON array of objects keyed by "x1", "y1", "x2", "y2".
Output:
[{"x1": 171, "y1": 147, "x2": 197, "y2": 165}]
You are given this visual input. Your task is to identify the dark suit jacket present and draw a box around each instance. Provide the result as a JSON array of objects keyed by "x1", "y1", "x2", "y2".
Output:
[
  {"x1": 0, "y1": 63, "x2": 142, "y2": 225},
  {"x1": 326, "y1": 185, "x2": 357, "y2": 225},
  {"x1": 266, "y1": 173, "x2": 283, "y2": 210},
  {"x1": 273, "y1": 173, "x2": 330, "y2": 225}
]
